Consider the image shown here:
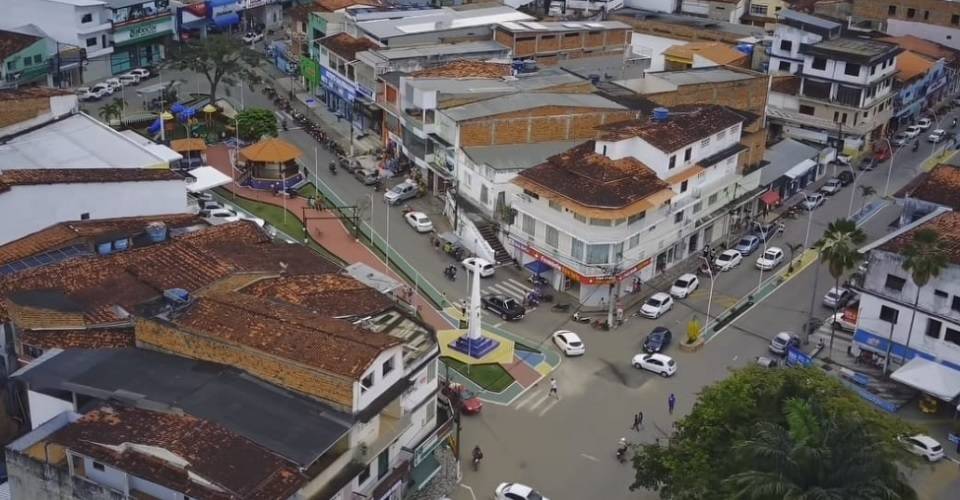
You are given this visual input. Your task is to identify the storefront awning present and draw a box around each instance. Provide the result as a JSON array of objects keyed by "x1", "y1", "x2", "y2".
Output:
[
  {"x1": 525, "y1": 260, "x2": 553, "y2": 275},
  {"x1": 213, "y1": 13, "x2": 240, "y2": 29},
  {"x1": 186, "y1": 166, "x2": 231, "y2": 193},
  {"x1": 783, "y1": 158, "x2": 816, "y2": 179},
  {"x1": 891, "y1": 357, "x2": 960, "y2": 401},
  {"x1": 760, "y1": 190, "x2": 781, "y2": 206}
]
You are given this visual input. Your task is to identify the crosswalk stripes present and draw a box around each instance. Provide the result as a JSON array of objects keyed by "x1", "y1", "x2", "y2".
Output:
[
  {"x1": 512, "y1": 387, "x2": 560, "y2": 416},
  {"x1": 482, "y1": 278, "x2": 533, "y2": 301}
]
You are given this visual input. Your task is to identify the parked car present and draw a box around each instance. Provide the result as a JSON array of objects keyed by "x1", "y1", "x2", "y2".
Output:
[
  {"x1": 552, "y1": 330, "x2": 585, "y2": 356},
  {"x1": 104, "y1": 78, "x2": 122, "y2": 93},
  {"x1": 714, "y1": 249, "x2": 743, "y2": 271},
  {"x1": 631, "y1": 353, "x2": 677, "y2": 377},
  {"x1": 801, "y1": 192, "x2": 825, "y2": 210},
  {"x1": 900, "y1": 434, "x2": 944, "y2": 462},
  {"x1": 441, "y1": 382, "x2": 482, "y2": 415},
  {"x1": 753, "y1": 223, "x2": 779, "y2": 242},
  {"x1": 857, "y1": 157, "x2": 878, "y2": 171},
  {"x1": 734, "y1": 235, "x2": 762, "y2": 256},
  {"x1": 243, "y1": 31, "x2": 264, "y2": 44},
  {"x1": 119, "y1": 72, "x2": 141, "y2": 86},
  {"x1": 404, "y1": 211, "x2": 433, "y2": 233},
  {"x1": 200, "y1": 208, "x2": 240, "y2": 223},
  {"x1": 90, "y1": 83, "x2": 113, "y2": 98},
  {"x1": 822, "y1": 287, "x2": 854, "y2": 309},
  {"x1": 128, "y1": 68, "x2": 151, "y2": 80},
  {"x1": 354, "y1": 166, "x2": 379, "y2": 185},
  {"x1": 462, "y1": 257, "x2": 495, "y2": 278},
  {"x1": 643, "y1": 327, "x2": 672, "y2": 353},
  {"x1": 928, "y1": 129, "x2": 947, "y2": 143},
  {"x1": 819, "y1": 177, "x2": 843, "y2": 195},
  {"x1": 77, "y1": 87, "x2": 99, "y2": 101},
  {"x1": 917, "y1": 117, "x2": 933, "y2": 130},
  {"x1": 755, "y1": 247, "x2": 785, "y2": 270},
  {"x1": 639, "y1": 292, "x2": 674, "y2": 319},
  {"x1": 495, "y1": 483, "x2": 549, "y2": 500},
  {"x1": 891, "y1": 132, "x2": 910, "y2": 147},
  {"x1": 383, "y1": 179, "x2": 418, "y2": 205},
  {"x1": 755, "y1": 356, "x2": 779, "y2": 368},
  {"x1": 903, "y1": 125, "x2": 923, "y2": 138},
  {"x1": 837, "y1": 170, "x2": 855, "y2": 186},
  {"x1": 769, "y1": 332, "x2": 800, "y2": 355},
  {"x1": 481, "y1": 294, "x2": 525, "y2": 320},
  {"x1": 669, "y1": 273, "x2": 699, "y2": 299},
  {"x1": 833, "y1": 154, "x2": 852, "y2": 166}
]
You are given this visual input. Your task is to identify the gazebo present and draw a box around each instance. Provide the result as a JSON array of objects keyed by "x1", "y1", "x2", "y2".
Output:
[
  {"x1": 238, "y1": 138, "x2": 304, "y2": 190},
  {"x1": 170, "y1": 138, "x2": 207, "y2": 169}
]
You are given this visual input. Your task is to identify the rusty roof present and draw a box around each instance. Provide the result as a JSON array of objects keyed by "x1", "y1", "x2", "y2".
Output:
[
  {"x1": 49, "y1": 405, "x2": 305, "y2": 499},
  {"x1": 241, "y1": 274, "x2": 393, "y2": 316},
  {"x1": 598, "y1": 105, "x2": 746, "y2": 152},
  {"x1": 770, "y1": 75, "x2": 801, "y2": 95},
  {"x1": 894, "y1": 164, "x2": 960, "y2": 210},
  {"x1": 19, "y1": 328, "x2": 135, "y2": 350},
  {"x1": 0, "y1": 87, "x2": 73, "y2": 102},
  {"x1": 0, "y1": 168, "x2": 181, "y2": 193},
  {"x1": 516, "y1": 141, "x2": 669, "y2": 210},
  {"x1": 895, "y1": 50, "x2": 935, "y2": 83},
  {"x1": 0, "y1": 214, "x2": 204, "y2": 268},
  {"x1": 0, "y1": 30, "x2": 42, "y2": 62},
  {"x1": 664, "y1": 42, "x2": 746, "y2": 65},
  {"x1": 411, "y1": 60, "x2": 512, "y2": 79},
  {"x1": 319, "y1": 32, "x2": 378, "y2": 61},
  {"x1": 172, "y1": 290, "x2": 399, "y2": 379},
  {"x1": 880, "y1": 211, "x2": 960, "y2": 265},
  {"x1": 880, "y1": 35, "x2": 957, "y2": 63},
  {"x1": 317, "y1": 0, "x2": 380, "y2": 11}
]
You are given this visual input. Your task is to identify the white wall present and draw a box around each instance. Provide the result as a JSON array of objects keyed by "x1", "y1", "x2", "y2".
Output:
[
  {"x1": 887, "y1": 19, "x2": 960, "y2": 52},
  {"x1": 401, "y1": 358, "x2": 437, "y2": 414},
  {"x1": 0, "y1": 95, "x2": 79, "y2": 137},
  {"x1": 630, "y1": 32, "x2": 686, "y2": 72},
  {"x1": 82, "y1": 455, "x2": 128, "y2": 494},
  {"x1": 625, "y1": 0, "x2": 678, "y2": 12},
  {"x1": 681, "y1": 0, "x2": 709, "y2": 16},
  {"x1": 0, "y1": 0, "x2": 112, "y2": 58},
  {"x1": 354, "y1": 346, "x2": 404, "y2": 411},
  {"x1": 0, "y1": 180, "x2": 187, "y2": 245},
  {"x1": 27, "y1": 391, "x2": 73, "y2": 430}
]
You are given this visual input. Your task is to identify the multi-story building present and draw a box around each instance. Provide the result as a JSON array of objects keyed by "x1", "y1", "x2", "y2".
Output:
[
  {"x1": 854, "y1": 210, "x2": 960, "y2": 402},
  {"x1": 491, "y1": 20, "x2": 632, "y2": 66},
  {"x1": 881, "y1": 34, "x2": 960, "y2": 112},
  {"x1": 240, "y1": 0, "x2": 284, "y2": 31},
  {"x1": 104, "y1": 0, "x2": 174, "y2": 75},
  {"x1": 505, "y1": 105, "x2": 754, "y2": 305},
  {"x1": 681, "y1": 0, "x2": 747, "y2": 23},
  {"x1": 0, "y1": 29, "x2": 53, "y2": 89},
  {"x1": 0, "y1": 0, "x2": 114, "y2": 82},
  {"x1": 888, "y1": 50, "x2": 947, "y2": 129},
  {"x1": 852, "y1": 0, "x2": 960, "y2": 51},
  {"x1": 766, "y1": 9, "x2": 901, "y2": 152},
  {"x1": 742, "y1": 0, "x2": 786, "y2": 29}
]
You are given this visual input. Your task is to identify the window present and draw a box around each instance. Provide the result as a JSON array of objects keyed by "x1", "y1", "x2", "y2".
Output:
[
  {"x1": 427, "y1": 359, "x2": 437, "y2": 382},
  {"x1": 548, "y1": 199, "x2": 562, "y2": 211},
  {"x1": 716, "y1": 129, "x2": 726, "y2": 140},
  {"x1": 22, "y1": 56, "x2": 31, "y2": 66},
  {"x1": 935, "y1": 289, "x2": 949, "y2": 299},
  {"x1": 884, "y1": 274, "x2": 906, "y2": 291},
  {"x1": 361, "y1": 372, "x2": 374, "y2": 392},
  {"x1": 586, "y1": 244, "x2": 609, "y2": 265},
  {"x1": 799, "y1": 105, "x2": 815, "y2": 116},
  {"x1": 463, "y1": 172, "x2": 472, "y2": 187},
  {"x1": 844, "y1": 63, "x2": 861, "y2": 76},
  {"x1": 5, "y1": 61, "x2": 13, "y2": 71},
  {"x1": 953, "y1": 14, "x2": 960, "y2": 25},
  {"x1": 628, "y1": 211, "x2": 645, "y2": 225},
  {"x1": 80, "y1": 212, "x2": 90, "y2": 220},
  {"x1": 925, "y1": 318, "x2": 942, "y2": 339},
  {"x1": 357, "y1": 464, "x2": 371, "y2": 485},
  {"x1": 946, "y1": 328, "x2": 960, "y2": 347},
  {"x1": 750, "y1": 4, "x2": 768, "y2": 16},
  {"x1": 377, "y1": 449, "x2": 390, "y2": 480},
  {"x1": 92, "y1": 461, "x2": 105, "y2": 471},
  {"x1": 85, "y1": 37, "x2": 97, "y2": 47},
  {"x1": 811, "y1": 57, "x2": 826, "y2": 70},
  {"x1": 573, "y1": 212, "x2": 586, "y2": 223},
  {"x1": 522, "y1": 189, "x2": 539, "y2": 200},
  {"x1": 693, "y1": 201, "x2": 702, "y2": 213},
  {"x1": 674, "y1": 211, "x2": 684, "y2": 223},
  {"x1": 613, "y1": 242, "x2": 623, "y2": 260},
  {"x1": 701, "y1": 137, "x2": 710, "y2": 148},
  {"x1": 33, "y1": 54, "x2": 41, "y2": 64},
  {"x1": 545, "y1": 225, "x2": 559, "y2": 248},
  {"x1": 888, "y1": 5, "x2": 896, "y2": 15},
  {"x1": 571, "y1": 238, "x2": 584, "y2": 260},
  {"x1": 521, "y1": 213, "x2": 535, "y2": 236},
  {"x1": 683, "y1": 148, "x2": 692, "y2": 162},
  {"x1": 590, "y1": 218, "x2": 612, "y2": 227},
  {"x1": 81, "y1": 13, "x2": 92, "y2": 23},
  {"x1": 382, "y1": 357, "x2": 394, "y2": 377},
  {"x1": 668, "y1": 154, "x2": 676, "y2": 169},
  {"x1": 628, "y1": 233, "x2": 640, "y2": 249},
  {"x1": 680, "y1": 180, "x2": 688, "y2": 193},
  {"x1": 780, "y1": 40, "x2": 793, "y2": 51},
  {"x1": 906, "y1": 8, "x2": 915, "y2": 18},
  {"x1": 778, "y1": 60, "x2": 790, "y2": 72},
  {"x1": 924, "y1": 10, "x2": 930, "y2": 20},
  {"x1": 480, "y1": 185, "x2": 488, "y2": 205},
  {"x1": 952, "y1": 296, "x2": 960, "y2": 312},
  {"x1": 708, "y1": 193, "x2": 718, "y2": 205},
  {"x1": 879, "y1": 305, "x2": 900, "y2": 324}
]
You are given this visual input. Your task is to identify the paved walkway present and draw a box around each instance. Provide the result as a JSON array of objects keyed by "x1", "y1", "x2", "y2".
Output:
[{"x1": 206, "y1": 144, "x2": 449, "y2": 330}]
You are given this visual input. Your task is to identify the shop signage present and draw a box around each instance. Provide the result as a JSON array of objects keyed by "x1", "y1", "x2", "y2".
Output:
[
  {"x1": 210, "y1": 0, "x2": 239, "y2": 18},
  {"x1": 785, "y1": 347, "x2": 813, "y2": 368},
  {"x1": 242, "y1": 0, "x2": 276, "y2": 8},
  {"x1": 523, "y1": 245, "x2": 650, "y2": 285},
  {"x1": 113, "y1": 17, "x2": 173, "y2": 45},
  {"x1": 321, "y1": 67, "x2": 356, "y2": 102}
]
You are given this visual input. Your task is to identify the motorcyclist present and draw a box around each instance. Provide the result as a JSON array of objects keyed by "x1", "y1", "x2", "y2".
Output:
[
  {"x1": 472, "y1": 445, "x2": 483, "y2": 464},
  {"x1": 616, "y1": 437, "x2": 628, "y2": 462},
  {"x1": 328, "y1": 161, "x2": 337, "y2": 174},
  {"x1": 281, "y1": 118, "x2": 288, "y2": 131},
  {"x1": 952, "y1": 118, "x2": 958, "y2": 129},
  {"x1": 913, "y1": 139, "x2": 920, "y2": 152}
]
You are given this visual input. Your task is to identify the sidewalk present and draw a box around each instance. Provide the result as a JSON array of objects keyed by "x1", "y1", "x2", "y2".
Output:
[{"x1": 206, "y1": 144, "x2": 449, "y2": 331}]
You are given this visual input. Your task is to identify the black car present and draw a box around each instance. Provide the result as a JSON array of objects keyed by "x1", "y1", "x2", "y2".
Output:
[
  {"x1": 837, "y1": 170, "x2": 855, "y2": 186},
  {"x1": 481, "y1": 294, "x2": 525, "y2": 320},
  {"x1": 643, "y1": 327, "x2": 672, "y2": 353}
]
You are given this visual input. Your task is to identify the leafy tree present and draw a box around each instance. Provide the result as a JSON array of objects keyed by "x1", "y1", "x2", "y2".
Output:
[
  {"x1": 785, "y1": 242, "x2": 803, "y2": 274},
  {"x1": 630, "y1": 367, "x2": 917, "y2": 500},
  {"x1": 816, "y1": 218, "x2": 866, "y2": 356},
  {"x1": 235, "y1": 108, "x2": 278, "y2": 141},
  {"x1": 900, "y1": 229, "x2": 949, "y2": 352},
  {"x1": 162, "y1": 34, "x2": 261, "y2": 105},
  {"x1": 98, "y1": 97, "x2": 128, "y2": 124}
]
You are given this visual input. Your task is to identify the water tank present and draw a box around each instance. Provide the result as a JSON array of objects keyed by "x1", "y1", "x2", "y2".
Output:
[
  {"x1": 145, "y1": 222, "x2": 168, "y2": 243},
  {"x1": 523, "y1": 60, "x2": 537, "y2": 72},
  {"x1": 653, "y1": 107, "x2": 670, "y2": 122},
  {"x1": 113, "y1": 238, "x2": 129, "y2": 251},
  {"x1": 96, "y1": 242, "x2": 112, "y2": 255},
  {"x1": 163, "y1": 288, "x2": 190, "y2": 304},
  {"x1": 589, "y1": 73, "x2": 601, "y2": 84}
]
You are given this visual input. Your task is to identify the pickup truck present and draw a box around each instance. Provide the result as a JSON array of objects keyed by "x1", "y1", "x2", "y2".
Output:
[{"x1": 481, "y1": 294, "x2": 525, "y2": 320}]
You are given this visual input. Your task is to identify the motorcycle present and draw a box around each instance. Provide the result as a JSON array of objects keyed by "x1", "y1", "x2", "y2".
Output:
[
  {"x1": 616, "y1": 439, "x2": 629, "y2": 463},
  {"x1": 571, "y1": 311, "x2": 591, "y2": 323},
  {"x1": 528, "y1": 275, "x2": 549, "y2": 287},
  {"x1": 328, "y1": 162, "x2": 337, "y2": 175},
  {"x1": 551, "y1": 303, "x2": 571, "y2": 313},
  {"x1": 443, "y1": 265, "x2": 457, "y2": 281}
]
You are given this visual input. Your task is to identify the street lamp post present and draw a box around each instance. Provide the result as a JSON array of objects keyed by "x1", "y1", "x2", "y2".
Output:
[
  {"x1": 699, "y1": 255, "x2": 715, "y2": 337},
  {"x1": 880, "y1": 137, "x2": 903, "y2": 198},
  {"x1": 755, "y1": 222, "x2": 768, "y2": 294}
]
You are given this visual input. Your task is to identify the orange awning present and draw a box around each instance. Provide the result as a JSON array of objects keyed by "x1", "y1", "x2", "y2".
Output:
[
  {"x1": 169, "y1": 138, "x2": 207, "y2": 153},
  {"x1": 240, "y1": 138, "x2": 303, "y2": 163},
  {"x1": 760, "y1": 190, "x2": 781, "y2": 206}
]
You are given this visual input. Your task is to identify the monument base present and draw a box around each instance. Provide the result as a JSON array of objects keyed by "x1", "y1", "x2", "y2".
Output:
[{"x1": 449, "y1": 335, "x2": 500, "y2": 359}]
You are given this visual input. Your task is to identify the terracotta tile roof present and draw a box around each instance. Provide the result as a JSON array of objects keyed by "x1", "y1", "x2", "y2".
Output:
[
  {"x1": 771, "y1": 75, "x2": 801, "y2": 95},
  {"x1": 319, "y1": 32, "x2": 378, "y2": 61},
  {"x1": 0, "y1": 87, "x2": 73, "y2": 102},
  {"x1": 241, "y1": 274, "x2": 394, "y2": 316},
  {"x1": 0, "y1": 168, "x2": 181, "y2": 193},
  {"x1": 598, "y1": 104, "x2": 746, "y2": 152},
  {"x1": 895, "y1": 50, "x2": 936, "y2": 83},
  {"x1": 894, "y1": 164, "x2": 960, "y2": 210},
  {"x1": 0, "y1": 214, "x2": 204, "y2": 268},
  {"x1": 664, "y1": 42, "x2": 747, "y2": 65},
  {"x1": 317, "y1": 0, "x2": 380, "y2": 11},
  {"x1": 880, "y1": 211, "x2": 960, "y2": 265},
  {"x1": 516, "y1": 141, "x2": 669, "y2": 210},
  {"x1": 198, "y1": 241, "x2": 340, "y2": 275},
  {"x1": 880, "y1": 35, "x2": 957, "y2": 63},
  {"x1": 0, "y1": 30, "x2": 41, "y2": 61},
  {"x1": 173, "y1": 291, "x2": 399, "y2": 379},
  {"x1": 19, "y1": 328, "x2": 135, "y2": 350},
  {"x1": 49, "y1": 405, "x2": 305, "y2": 500},
  {"x1": 411, "y1": 60, "x2": 512, "y2": 79}
]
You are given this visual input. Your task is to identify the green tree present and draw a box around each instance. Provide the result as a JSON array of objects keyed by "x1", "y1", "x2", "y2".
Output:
[
  {"x1": 816, "y1": 218, "x2": 866, "y2": 356},
  {"x1": 235, "y1": 107, "x2": 278, "y2": 141},
  {"x1": 162, "y1": 34, "x2": 260, "y2": 105},
  {"x1": 785, "y1": 242, "x2": 803, "y2": 274},
  {"x1": 858, "y1": 184, "x2": 877, "y2": 212},
  {"x1": 97, "y1": 102, "x2": 119, "y2": 123},
  {"x1": 900, "y1": 229, "x2": 949, "y2": 352},
  {"x1": 630, "y1": 367, "x2": 917, "y2": 500}
]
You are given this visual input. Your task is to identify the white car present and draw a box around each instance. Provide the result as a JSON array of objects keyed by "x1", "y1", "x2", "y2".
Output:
[
  {"x1": 755, "y1": 247, "x2": 784, "y2": 271},
  {"x1": 77, "y1": 87, "x2": 100, "y2": 101},
  {"x1": 104, "y1": 78, "x2": 122, "y2": 92},
  {"x1": 903, "y1": 125, "x2": 923, "y2": 138},
  {"x1": 714, "y1": 249, "x2": 742, "y2": 271},
  {"x1": 202, "y1": 208, "x2": 241, "y2": 223},
  {"x1": 129, "y1": 68, "x2": 151, "y2": 80},
  {"x1": 495, "y1": 482, "x2": 549, "y2": 500},
  {"x1": 819, "y1": 177, "x2": 843, "y2": 196},
  {"x1": 631, "y1": 352, "x2": 677, "y2": 377},
  {"x1": 118, "y1": 72, "x2": 140, "y2": 86},
  {"x1": 916, "y1": 117, "x2": 933, "y2": 130},
  {"x1": 900, "y1": 434, "x2": 944, "y2": 462},
  {"x1": 552, "y1": 330, "x2": 585, "y2": 356},
  {"x1": 90, "y1": 82, "x2": 113, "y2": 97},
  {"x1": 243, "y1": 31, "x2": 264, "y2": 44},
  {"x1": 928, "y1": 129, "x2": 947, "y2": 143},
  {"x1": 404, "y1": 211, "x2": 433, "y2": 233},
  {"x1": 801, "y1": 192, "x2": 825, "y2": 210},
  {"x1": 669, "y1": 273, "x2": 699, "y2": 299},
  {"x1": 639, "y1": 292, "x2": 673, "y2": 319},
  {"x1": 461, "y1": 257, "x2": 495, "y2": 278},
  {"x1": 237, "y1": 213, "x2": 265, "y2": 227}
]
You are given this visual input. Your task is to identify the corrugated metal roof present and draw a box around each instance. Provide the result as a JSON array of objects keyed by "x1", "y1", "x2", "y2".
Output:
[
  {"x1": 761, "y1": 138, "x2": 821, "y2": 185},
  {"x1": 464, "y1": 141, "x2": 582, "y2": 171},
  {"x1": 443, "y1": 93, "x2": 624, "y2": 121},
  {"x1": 779, "y1": 9, "x2": 841, "y2": 30}
]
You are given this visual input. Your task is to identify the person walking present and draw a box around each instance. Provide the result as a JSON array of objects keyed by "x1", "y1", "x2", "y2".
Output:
[
  {"x1": 549, "y1": 377, "x2": 559, "y2": 399},
  {"x1": 668, "y1": 393, "x2": 676, "y2": 415},
  {"x1": 631, "y1": 413, "x2": 640, "y2": 431},
  {"x1": 637, "y1": 411, "x2": 643, "y2": 428}
]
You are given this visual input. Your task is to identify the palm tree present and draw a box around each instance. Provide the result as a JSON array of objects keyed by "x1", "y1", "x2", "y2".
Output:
[
  {"x1": 816, "y1": 219, "x2": 866, "y2": 358},
  {"x1": 858, "y1": 185, "x2": 877, "y2": 212},
  {"x1": 98, "y1": 103, "x2": 119, "y2": 124},
  {"x1": 724, "y1": 398, "x2": 915, "y2": 500},
  {"x1": 901, "y1": 229, "x2": 949, "y2": 353},
  {"x1": 785, "y1": 242, "x2": 804, "y2": 274}
]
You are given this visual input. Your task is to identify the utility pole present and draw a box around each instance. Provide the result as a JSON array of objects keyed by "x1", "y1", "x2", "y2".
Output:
[{"x1": 803, "y1": 257, "x2": 822, "y2": 345}]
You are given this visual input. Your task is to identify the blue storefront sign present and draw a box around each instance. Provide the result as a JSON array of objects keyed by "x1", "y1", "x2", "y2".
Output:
[
  {"x1": 785, "y1": 346, "x2": 813, "y2": 368},
  {"x1": 321, "y1": 67, "x2": 356, "y2": 103},
  {"x1": 210, "y1": 0, "x2": 240, "y2": 28}
]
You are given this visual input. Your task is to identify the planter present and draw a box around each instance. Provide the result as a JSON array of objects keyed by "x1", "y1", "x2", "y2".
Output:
[{"x1": 679, "y1": 336, "x2": 705, "y2": 352}]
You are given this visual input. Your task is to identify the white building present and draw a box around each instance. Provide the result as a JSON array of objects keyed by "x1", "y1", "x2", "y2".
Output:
[
  {"x1": 506, "y1": 105, "x2": 756, "y2": 305},
  {"x1": 0, "y1": 0, "x2": 114, "y2": 82},
  {"x1": 681, "y1": 0, "x2": 746, "y2": 24},
  {"x1": 625, "y1": 0, "x2": 679, "y2": 12},
  {"x1": 854, "y1": 209, "x2": 960, "y2": 402}
]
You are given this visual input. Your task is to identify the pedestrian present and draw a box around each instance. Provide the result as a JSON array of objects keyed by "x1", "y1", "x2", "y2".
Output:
[
  {"x1": 549, "y1": 377, "x2": 559, "y2": 399},
  {"x1": 616, "y1": 305, "x2": 624, "y2": 325},
  {"x1": 637, "y1": 411, "x2": 643, "y2": 428},
  {"x1": 668, "y1": 393, "x2": 676, "y2": 415},
  {"x1": 631, "y1": 413, "x2": 641, "y2": 431}
]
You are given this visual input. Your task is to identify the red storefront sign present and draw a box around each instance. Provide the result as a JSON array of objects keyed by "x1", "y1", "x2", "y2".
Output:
[{"x1": 524, "y1": 247, "x2": 651, "y2": 285}]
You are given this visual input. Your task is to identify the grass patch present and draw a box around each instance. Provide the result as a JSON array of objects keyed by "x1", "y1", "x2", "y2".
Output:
[
  {"x1": 296, "y1": 183, "x2": 319, "y2": 199},
  {"x1": 514, "y1": 342, "x2": 541, "y2": 354},
  {"x1": 441, "y1": 357, "x2": 514, "y2": 393}
]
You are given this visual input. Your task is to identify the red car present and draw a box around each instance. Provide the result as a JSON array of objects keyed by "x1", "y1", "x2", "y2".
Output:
[
  {"x1": 873, "y1": 144, "x2": 891, "y2": 162},
  {"x1": 442, "y1": 382, "x2": 483, "y2": 415}
]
